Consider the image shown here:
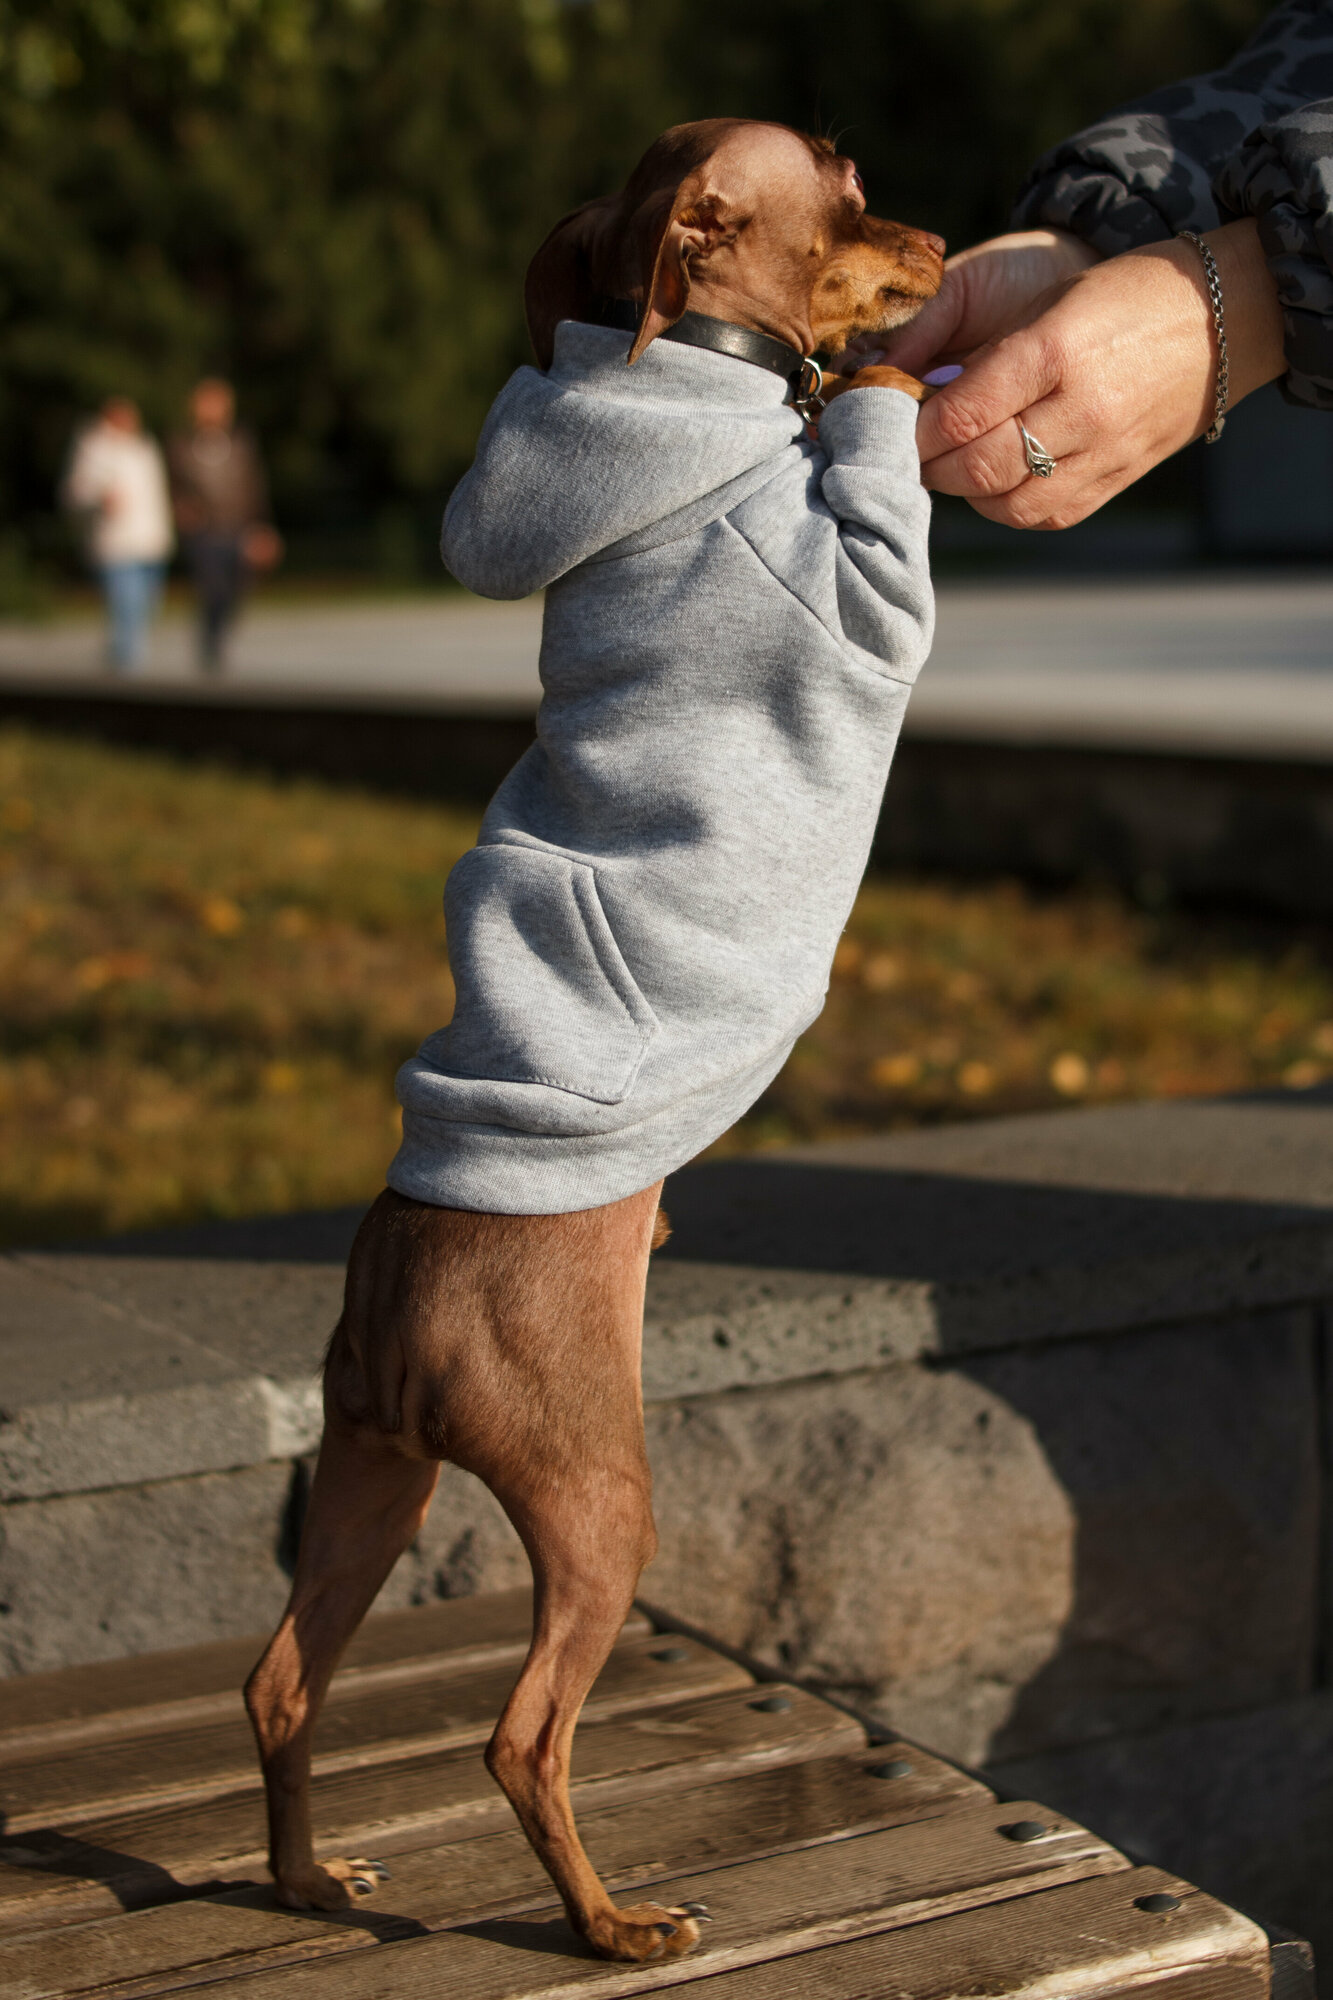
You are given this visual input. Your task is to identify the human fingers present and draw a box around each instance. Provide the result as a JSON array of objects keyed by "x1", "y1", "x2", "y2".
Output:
[
  {"x1": 962, "y1": 454, "x2": 1123, "y2": 531},
  {"x1": 871, "y1": 268, "x2": 970, "y2": 375},
  {"x1": 881, "y1": 230, "x2": 1098, "y2": 375},
  {"x1": 921, "y1": 393, "x2": 1069, "y2": 507},
  {"x1": 915, "y1": 324, "x2": 1061, "y2": 471}
]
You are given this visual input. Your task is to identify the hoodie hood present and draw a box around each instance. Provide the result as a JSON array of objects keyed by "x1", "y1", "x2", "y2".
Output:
[{"x1": 441, "y1": 321, "x2": 807, "y2": 601}]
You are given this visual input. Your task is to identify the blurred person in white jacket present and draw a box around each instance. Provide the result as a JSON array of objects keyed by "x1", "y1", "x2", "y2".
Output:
[{"x1": 63, "y1": 398, "x2": 174, "y2": 673}]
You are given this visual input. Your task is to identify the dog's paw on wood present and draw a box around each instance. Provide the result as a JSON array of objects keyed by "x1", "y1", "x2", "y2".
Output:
[
  {"x1": 274, "y1": 1855, "x2": 390, "y2": 1910},
  {"x1": 584, "y1": 1899, "x2": 708, "y2": 1961}
]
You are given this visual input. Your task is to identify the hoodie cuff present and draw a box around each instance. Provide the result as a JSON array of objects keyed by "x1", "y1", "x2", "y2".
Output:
[
  {"x1": 816, "y1": 381, "x2": 920, "y2": 461},
  {"x1": 1215, "y1": 103, "x2": 1333, "y2": 410}
]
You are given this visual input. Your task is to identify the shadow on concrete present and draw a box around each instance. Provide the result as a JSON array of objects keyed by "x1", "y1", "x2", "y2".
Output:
[
  {"x1": 657, "y1": 1155, "x2": 1331, "y2": 1296},
  {"x1": 57, "y1": 1142, "x2": 1333, "y2": 1300}
]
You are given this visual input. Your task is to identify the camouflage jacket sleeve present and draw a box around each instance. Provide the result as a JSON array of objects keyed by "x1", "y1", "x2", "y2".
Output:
[{"x1": 1010, "y1": 0, "x2": 1333, "y2": 407}]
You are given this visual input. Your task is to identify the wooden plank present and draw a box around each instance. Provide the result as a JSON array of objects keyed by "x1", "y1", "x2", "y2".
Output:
[
  {"x1": 614, "y1": 1867, "x2": 1270, "y2": 2000},
  {"x1": 0, "y1": 1635, "x2": 748, "y2": 1832},
  {"x1": 0, "y1": 1751, "x2": 992, "y2": 1998},
  {"x1": 74, "y1": 1799, "x2": 1127, "y2": 2000},
  {"x1": 0, "y1": 1595, "x2": 651, "y2": 1756},
  {"x1": 0, "y1": 1686, "x2": 867, "y2": 1935}
]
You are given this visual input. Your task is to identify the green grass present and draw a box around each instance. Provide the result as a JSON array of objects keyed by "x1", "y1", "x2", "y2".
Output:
[{"x1": 4, "y1": 724, "x2": 1333, "y2": 1247}]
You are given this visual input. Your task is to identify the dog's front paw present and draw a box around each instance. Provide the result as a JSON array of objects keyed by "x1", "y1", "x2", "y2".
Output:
[
  {"x1": 274, "y1": 1856, "x2": 390, "y2": 1911},
  {"x1": 584, "y1": 1900, "x2": 708, "y2": 1962},
  {"x1": 843, "y1": 362, "x2": 928, "y2": 401}
]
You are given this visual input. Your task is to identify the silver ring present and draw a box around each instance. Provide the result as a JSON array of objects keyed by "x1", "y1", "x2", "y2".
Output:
[{"x1": 1016, "y1": 417, "x2": 1056, "y2": 479}]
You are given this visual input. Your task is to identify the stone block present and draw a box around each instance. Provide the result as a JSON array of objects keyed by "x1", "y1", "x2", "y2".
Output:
[
  {"x1": 643, "y1": 1360, "x2": 1076, "y2": 1769},
  {"x1": 0, "y1": 1461, "x2": 299, "y2": 1674},
  {"x1": 970, "y1": 1309, "x2": 1319, "y2": 1760},
  {"x1": 0, "y1": 1458, "x2": 524, "y2": 1675},
  {"x1": 643, "y1": 1305, "x2": 1320, "y2": 1768}
]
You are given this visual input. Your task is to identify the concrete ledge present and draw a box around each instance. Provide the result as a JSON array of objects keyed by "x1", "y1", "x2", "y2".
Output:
[{"x1": 7, "y1": 1093, "x2": 1333, "y2": 1504}]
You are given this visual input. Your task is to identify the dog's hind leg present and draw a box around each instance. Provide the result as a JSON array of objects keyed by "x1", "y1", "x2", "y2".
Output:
[
  {"x1": 263, "y1": 1183, "x2": 693, "y2": 1955},
  {"x1": 459, "y1": 1191, "x2": 703, "y2": 1964},
  {"x1": 244, "y1": 1412, "x2": 438, "y2": 1910},
  {"x1": 484, "y1": 1451, "x2": 706, "y2": 1963}
]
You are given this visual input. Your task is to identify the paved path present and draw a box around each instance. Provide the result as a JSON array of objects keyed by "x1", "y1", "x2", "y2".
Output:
[{"x1": 3, "y1": 573, "x2": 1333, "y2": 760}]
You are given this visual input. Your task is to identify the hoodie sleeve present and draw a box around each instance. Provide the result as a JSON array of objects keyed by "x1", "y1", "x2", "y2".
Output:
[
  {"x1": 726, "y1": 385, "x2": 933, "y2": 683},
  {"x1": 440, "y1": 369, "x2": 571, "y2": 600},
  {"x1": 442, "y1": 351, "x2": 800, "y2": 599},
  {"x1": 815, "y1": 388, "x2": 934, "y2": 675}
]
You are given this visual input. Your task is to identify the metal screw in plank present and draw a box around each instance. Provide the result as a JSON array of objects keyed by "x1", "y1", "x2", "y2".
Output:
[
  {"x1": 999, "y1": 1820, "x2": 1050, "y2": 1843},
  {"x1": 650, "y1": 1647, "x2": 690, "y2": 1663},
  {"x1": 1136, "y1": 1893, "x2": 1183, "y2": 1915},
  {"x1": 750, "y1": 1692, "x2": 792, "y2": 1713},
  {"x1": 867, "y1": 1759, "x2": 915, "y2": 1780}
]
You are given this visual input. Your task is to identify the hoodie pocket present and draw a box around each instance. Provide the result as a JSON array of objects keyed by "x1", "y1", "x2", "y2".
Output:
[{"x1": 440, "y1": 844, "x2": 657, "y2": 1105}]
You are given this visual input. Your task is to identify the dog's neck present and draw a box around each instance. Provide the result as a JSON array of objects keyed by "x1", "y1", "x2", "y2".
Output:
[{"x1": 683, "y1": 278, "x2": 814, "y2": 360}]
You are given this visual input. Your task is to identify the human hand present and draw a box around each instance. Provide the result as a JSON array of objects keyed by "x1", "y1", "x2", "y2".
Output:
[
  {"x1": 242, "y1": 522, "x2": 284, "y2": 571},
  {"x1": 914, "y1": 218, "x2": 1285, "y2": 530}
]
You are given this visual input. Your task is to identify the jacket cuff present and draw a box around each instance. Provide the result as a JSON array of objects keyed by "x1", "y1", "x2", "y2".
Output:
[
  {"x1": 1011, "y1": 105, "x2": 1238, "y2": 254},
  {"x1": 1215, "y1": 105, "x2": 1333, "y2": 409}
]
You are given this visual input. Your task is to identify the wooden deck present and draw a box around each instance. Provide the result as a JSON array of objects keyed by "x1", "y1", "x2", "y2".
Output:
[{"x1": 0, "y1": 1590, "x2": 1279, "y2": 1998}]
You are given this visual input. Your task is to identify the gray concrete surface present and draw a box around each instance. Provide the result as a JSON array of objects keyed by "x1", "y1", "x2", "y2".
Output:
[
  {"x1": 0, "y1": 595, "x2": 544, "y2": 712},
  {"x1": 3, "y1": 573, "x2": 1333, "y2": 758}
]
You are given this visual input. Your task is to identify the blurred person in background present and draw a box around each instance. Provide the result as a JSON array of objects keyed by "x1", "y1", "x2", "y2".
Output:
[
  {"x1": 61, "y1": 397, "x2": 174, "y2": 675},
  {"x1": 168, "y1": 378, "x2": 282, "y2": 673},
  {"x1": 880, "y1": 0, "x2": 1333, "y2": 536}
]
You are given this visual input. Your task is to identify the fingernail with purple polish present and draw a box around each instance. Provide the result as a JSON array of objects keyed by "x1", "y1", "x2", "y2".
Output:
[{"x1": 922, "y1": 364, "x2": 965, "y2": 386}]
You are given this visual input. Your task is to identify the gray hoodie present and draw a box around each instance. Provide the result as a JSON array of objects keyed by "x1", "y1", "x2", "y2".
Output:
[{"x1": 388, "y1": 321, "x2": 933, "y2": 1215}]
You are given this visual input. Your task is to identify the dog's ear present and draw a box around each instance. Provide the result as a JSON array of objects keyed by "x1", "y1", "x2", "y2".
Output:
[
  {"x1": 524, "y1": 195, "x2": 620, "y2": 370},
  {"x1": 626, "y1": 182, "x2": 733, "y2": 363},
  {"x1": 524, "y1": 154, "x2": 736, "y2": 369}
]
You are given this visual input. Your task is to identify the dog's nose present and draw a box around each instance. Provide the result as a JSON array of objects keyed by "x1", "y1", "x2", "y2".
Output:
[{"x1": 919, "y1": 230, "x2": 946, "y2": 259}]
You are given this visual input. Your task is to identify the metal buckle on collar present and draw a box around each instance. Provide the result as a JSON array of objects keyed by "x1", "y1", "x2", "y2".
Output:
[{"x1": 791, "y1": 357, "x2": 825, "y2": 423}]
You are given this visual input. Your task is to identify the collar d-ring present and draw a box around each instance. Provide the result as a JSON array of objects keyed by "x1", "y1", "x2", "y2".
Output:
[{"x1": 792, "y1": 357, "x2": 825, "y2": 422}]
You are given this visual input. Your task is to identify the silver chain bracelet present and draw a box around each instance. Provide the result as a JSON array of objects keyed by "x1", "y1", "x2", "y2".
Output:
[{"x1": 1177, "y1": 228, "x2": 1229, "y2": 443}]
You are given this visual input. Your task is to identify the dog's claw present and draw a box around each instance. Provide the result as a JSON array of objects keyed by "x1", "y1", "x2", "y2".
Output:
[
  {"x1": 679, "y1": 1901, "x2": 712, "y2": 1920},
  {"x1": 353, "y1": 1879, "x2": 374, "y2": 1896},
  {"x1": 363, "y1": 1860, "x2": 391, "y2": 1879}
]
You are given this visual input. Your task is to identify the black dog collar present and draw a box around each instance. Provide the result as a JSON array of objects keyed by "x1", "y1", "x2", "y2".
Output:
[{"x1": 593, "y1": 298, "x2": 824, "y2": 414}]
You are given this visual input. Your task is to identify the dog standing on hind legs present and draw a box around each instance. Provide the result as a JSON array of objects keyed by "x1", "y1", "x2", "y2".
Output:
[
  {"x1": 246, "y1": 115, "x2": 944, "y2": 1963},
  {"x1": 245, "y1": 1185, "x2": 693, "y2": 1960}
]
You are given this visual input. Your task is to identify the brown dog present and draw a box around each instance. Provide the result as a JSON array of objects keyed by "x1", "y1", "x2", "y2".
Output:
[{"x1": 244, "y1": 119, "x2": 942, "y2": 1964}]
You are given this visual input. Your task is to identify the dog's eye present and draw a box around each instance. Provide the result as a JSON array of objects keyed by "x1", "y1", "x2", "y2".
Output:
[{"x1": 851, "y1": 170, "x2": 864, "y2": 195}]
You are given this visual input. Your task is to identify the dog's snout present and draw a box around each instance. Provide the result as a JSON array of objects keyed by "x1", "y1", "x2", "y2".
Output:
[{"x1": 919, "y1": 230, "x2": 946, "y2": 260}]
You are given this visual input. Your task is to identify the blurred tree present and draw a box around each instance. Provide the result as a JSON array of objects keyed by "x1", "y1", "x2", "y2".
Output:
[
  {"x1": 0, "y1": 0, "x2": 1273, "y2": 574},
  {"x1": 0, "y1": 0, "x2": 686, "y2": 566}
]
